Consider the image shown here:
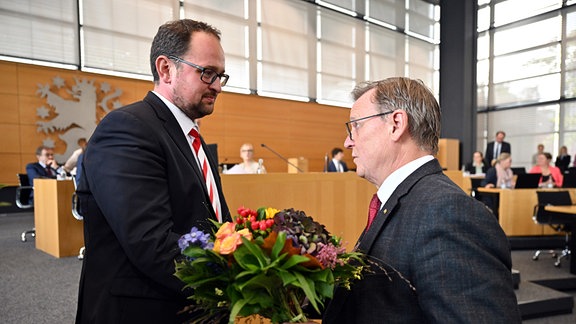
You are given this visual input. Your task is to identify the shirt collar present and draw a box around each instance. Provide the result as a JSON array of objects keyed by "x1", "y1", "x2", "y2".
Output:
[
  {"x1": 376, "y1": 155, "x2": 434, "y2": 207},
  {"x1": 151, "y1": 91, "x2": 198, "y2": 136}
]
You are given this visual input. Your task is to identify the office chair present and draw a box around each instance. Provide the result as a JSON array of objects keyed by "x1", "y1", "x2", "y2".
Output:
[
  {"x1": 16, "y1": 173, "x2": 35, "y2": 242},
  {"x1": 532, "y1": 191, "x2": 574, "y2": 267},
  {"x1": 470, "y1": 178, "x2": 483, "y2": 201},
  {"x1": 71, "y1": 175, "x2": 85, "y2": 260}
]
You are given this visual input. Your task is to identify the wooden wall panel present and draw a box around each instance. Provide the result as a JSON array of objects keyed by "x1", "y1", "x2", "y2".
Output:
[
  {"x1": 0, "y1": 124, "x2": 20, "y2": 153},
  {"x1": 0, "y1": 61, "x2": 350, "y2": 184},
  {"x1": 0, "y1": 94, "x2": 19, "y2": 124},
  {"x1": 0, "y1": 62, "x2": 18, "y2": 94}
]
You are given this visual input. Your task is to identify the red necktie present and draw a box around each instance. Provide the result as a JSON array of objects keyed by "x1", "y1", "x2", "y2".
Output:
[
  {"x1": 367, "y1": 193, "x2": 381, "y2": 229},
  {"x1": 189, "y1": 128, "x2": 222, "y2": 222}
]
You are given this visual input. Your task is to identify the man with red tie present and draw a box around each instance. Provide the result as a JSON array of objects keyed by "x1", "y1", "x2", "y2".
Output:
[
  {"x1": 75, "y1": 19, "x2": 231, "y2": 323},
  {"x1": 323, "y1": 77, "x2": 521, "y2": 323},
  {"x1": 25, "y1": 146, "x2": 58, "y2": 186}
]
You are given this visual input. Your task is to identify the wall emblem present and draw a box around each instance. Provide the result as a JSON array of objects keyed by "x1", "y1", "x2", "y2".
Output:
[{"x1": 36, "y1": 76, "x2": 124, "y2": 163}]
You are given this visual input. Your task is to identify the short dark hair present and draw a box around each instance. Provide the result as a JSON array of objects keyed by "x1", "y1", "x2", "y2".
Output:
[
  {"x1": 331, "y1": 147, "x2": 343, "y2": 158},
  {"x1": 150, "y1": 19, "x2": 222, "y2": 83},
  {"x1": 35, "y1": 146, "x2": 50, "y2": 156}
]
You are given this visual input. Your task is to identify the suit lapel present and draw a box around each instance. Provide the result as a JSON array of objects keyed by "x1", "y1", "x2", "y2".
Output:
[
  {"x1": 142, "y1": 93, "x2": 216, "y2": 215},
  {"x1": 356, "y1": 159, "x2": 443, "y2": 254}
]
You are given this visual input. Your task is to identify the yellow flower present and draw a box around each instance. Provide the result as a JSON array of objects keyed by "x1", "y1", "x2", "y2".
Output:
[
  {"x1": 218, "y1": 233, "x2": 243, "y2": 254},
  {"x1": 265, "y1": 207, "x2": 279, "y2": 219},
  {"x1": 237, "y1": 228, "x2": 253, "y2": 241},
  {"x1": 215, "y1": 222, "x2": 235, "y2": 239}
]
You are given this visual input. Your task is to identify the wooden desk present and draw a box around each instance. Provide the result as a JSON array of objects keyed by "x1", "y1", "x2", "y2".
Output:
[
  {"x1": 544, "y1": 205, "x2": 576, "y2": 214},
  {"x1": 34, "y1": 179, "x2": 84, "y2": 258},
  {"x1": 543, "y1": 205, "x2": 576, "y2": 274},
  {"x1": 221, "y1": 172, "x2": 375, "y2": 249},
  {"x1": 477, "y1": 188, "x2": 576, "y2": 236}
]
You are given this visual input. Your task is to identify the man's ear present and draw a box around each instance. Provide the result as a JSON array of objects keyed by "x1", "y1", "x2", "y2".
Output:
[
  {"x1": 389, "y1": 110, "x2": 409, "y2": 141},
  {"x1": 156, "y1": 56, "x2": 174, "y2": 84}
]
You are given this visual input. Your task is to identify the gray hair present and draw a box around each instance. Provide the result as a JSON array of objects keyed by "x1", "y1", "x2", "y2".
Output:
[{"x1": 351, "y1": 77, "x2": 441, "y2": 154}]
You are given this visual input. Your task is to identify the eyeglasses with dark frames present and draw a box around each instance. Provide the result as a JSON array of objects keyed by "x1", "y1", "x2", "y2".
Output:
[
  {"x1": 345, "y1": 111, "x2": 393, "y2": 140},
  {"x1": 168, "y1": 55, "x2": 229, "y2": 87}
]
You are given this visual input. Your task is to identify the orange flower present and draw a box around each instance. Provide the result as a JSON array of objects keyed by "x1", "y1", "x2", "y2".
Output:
[
  {"x1": 215, "y1": 222, "x2": 236, "y2": 239},
  {"x1": 213, "y1": 223, "x2": 253, "y2": 254}
]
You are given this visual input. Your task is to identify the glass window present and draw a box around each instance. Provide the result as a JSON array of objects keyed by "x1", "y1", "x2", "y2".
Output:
[
  {"x1": 0, "y1": 0, "x2": 78, "y2": 65},
  {"x1": 562, "y1": 101, "x2": 576, "y2": 131},
  {"x1": 493, "y1": 16, "x2": 561, "y2": 56},
  {"x1": 183, "y1": 0, "x2": 250, "y2": 91},
  {"x1": 407, "y1": 0, "x2": 439, "y2": 41},
  {"x1": 493, "y1": 45, "x2": 560, "y2": 83},
  {"x1": 493, "y1": 0, "x2": 562, "y2": 27},
  {"x1": 316, "y1": 7, "x2": 361, "y2": 105},
  {"x1": 366, "y1": 0, "x2": 402, "y2": 27},
  {"x1": 82, "y1": 0, "x2": 176, "y2": 75},
  {"x1": 258, "y1": 0, "x2": 310, "y2": 99},
  {"x1": 492, "y1": 74, "x2": 560, "y2": 107},
  {"x1": 485, "y1": 105, "x2": 558, "y2": 168},
  {"x1": 477, "y1": 5, "x2": 491, "y2": 32}
]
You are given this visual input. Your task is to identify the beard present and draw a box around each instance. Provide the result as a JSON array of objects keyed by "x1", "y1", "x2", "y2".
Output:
[{"x1": 172, "y1": 89, "x2": 217, "y2": 120}]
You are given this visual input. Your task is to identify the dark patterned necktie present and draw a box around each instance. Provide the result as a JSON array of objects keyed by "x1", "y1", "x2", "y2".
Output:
[{"x1": 366, "y1": 193, "x2": 381, "y2": 229}]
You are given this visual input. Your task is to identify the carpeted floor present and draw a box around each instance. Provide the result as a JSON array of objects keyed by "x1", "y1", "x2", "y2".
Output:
[{"x1": 1, "y1": 212, "x2": 575, "y2": 323}]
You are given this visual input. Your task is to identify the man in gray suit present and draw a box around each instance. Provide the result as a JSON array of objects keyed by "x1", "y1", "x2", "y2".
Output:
[{"x1": 323, "y1": 77, "x2": 521, "y2": 323}]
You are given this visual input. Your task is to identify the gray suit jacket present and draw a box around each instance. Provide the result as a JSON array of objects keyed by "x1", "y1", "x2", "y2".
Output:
[
  {"x1": 323, "y1": 159, "x2": 521, "y2": 323},
  {"x1": 76, "y1": 92, "x2": 231, "y2": 323}
]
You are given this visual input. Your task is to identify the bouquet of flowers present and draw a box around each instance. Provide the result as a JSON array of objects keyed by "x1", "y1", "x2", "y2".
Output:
[{"x1": 174, "y1": 206, "x2": 367, "y2": 323}]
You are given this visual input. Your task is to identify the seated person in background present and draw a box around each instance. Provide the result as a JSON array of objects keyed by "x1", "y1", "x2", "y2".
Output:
[
  {"x1": 327, "y1": 147, "x2": 349, "y2": 172},
  {"x1": 464, "y1": 151, "x2": 488, "y2": 175},
  {"x1": 225, "y1": 143, "x2": 266, "y2": 174},
  {"x1": 481, "y1": 153, "x2": 514, "y2": 188},
  {"x1": 555, "y1": 145, "x2": 571, "y2": 174},
  {"x1": 530, "y1": 152, "x2": 563, "y2": 188},
  {"x1": 63, "y1": 138, "x2": 88, "y2": 176},
  {"x1": 25, "y1": 146, "x2": 59, "y2": 186}
]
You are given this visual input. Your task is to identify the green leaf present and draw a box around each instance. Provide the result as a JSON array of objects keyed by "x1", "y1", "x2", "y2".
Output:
[
  {"x1": 229, "y1": 297, "x2": 254, "y2": 324},
  {"x1": 280, "y1": 254, "x2": 310, "y2": 270},
  {"x1": 235, "y1": 237, "x2": 269, "y2": 268},
  {"x1": 270, "y1": 231, "x2": 286, "y2": 259},
  {"x1": 293, "y1": 271, "x2": 321, "y2": 313}
]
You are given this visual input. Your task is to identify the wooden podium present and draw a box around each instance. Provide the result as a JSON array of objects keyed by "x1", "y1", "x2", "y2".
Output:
[
  {"x1": 287, "y1": 157, "x2": 308, "y2": 173},
  {"x1": 33, "y1": 179, "x2": 84, "y2": 258},
  {"x1": 222, "y1": 172, "x2": 374, "y2": 249}
]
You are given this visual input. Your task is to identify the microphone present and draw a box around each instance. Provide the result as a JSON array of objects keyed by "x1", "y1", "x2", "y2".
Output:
[
  {"x1": 324, "y1": 153, "x2": 329, "y2": 173},
  {"x1": 260, "y1": 143, "x2": 304, "y2": 173}
]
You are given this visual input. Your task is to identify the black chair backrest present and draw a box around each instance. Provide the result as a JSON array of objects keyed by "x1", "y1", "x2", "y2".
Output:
[
  {"x1": 15, "y1": 173, "x2": 33, "y2": 208},
  {"x1": 17, "y1": 173, "x2": 29, "y2": 187},
  {"x1": 535, "y1": 191, "x2": 573, "y2": 224},
  {"x1": 562, "y1": 173, "x2": 576, "y2": 188}
]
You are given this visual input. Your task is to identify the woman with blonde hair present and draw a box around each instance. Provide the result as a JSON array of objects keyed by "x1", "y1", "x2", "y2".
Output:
[{"x1": 481, "y1": 153, "x2": 514, "y2": 188}]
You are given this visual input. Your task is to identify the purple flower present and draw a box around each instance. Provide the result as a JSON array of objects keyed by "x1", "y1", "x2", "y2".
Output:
[
  {"x1": 178, "y1": 227, "x2": 211, "y2": 252},
  {"x1": 315, "y1": 242, "x2": 345, "y2": 269}
]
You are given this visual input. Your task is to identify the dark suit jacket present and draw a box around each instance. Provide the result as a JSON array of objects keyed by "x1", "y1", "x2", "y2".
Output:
[
  {"x1": 327, "y1": 160, "x2": 348, "y2": 172},
  {"x1": 323, "y1": 159, "x2": 520, "y2": 323},
  {"x1": 484, "y1": 141, "x2": 511, "y2": 167},
  {"x1": 25, "y1": 162, "x2": 57, "y2": 186},
  {"x1": 75, "y1": 92, "x2": 231, "y2": 323},
  {"x1": 555, "y1": 154, "x2": 571, "y2": 173}
]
